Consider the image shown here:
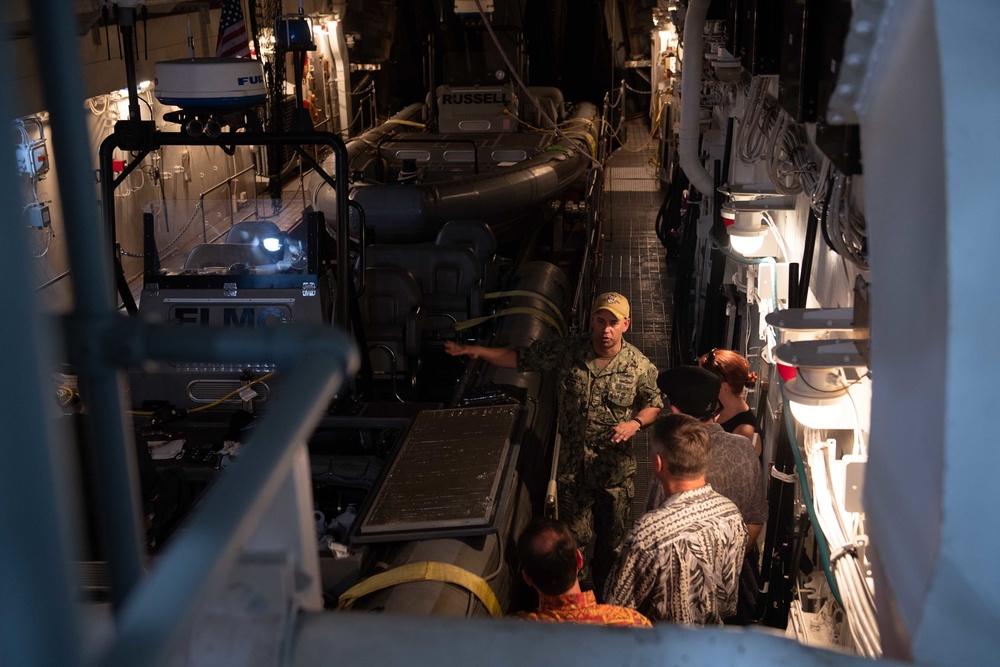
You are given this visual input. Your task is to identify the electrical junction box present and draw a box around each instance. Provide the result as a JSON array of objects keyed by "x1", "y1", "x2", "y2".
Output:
[
  {"x1": 436, "y1": 85, "x2": 517, "y2": 133},
  {"x1": 25, "y1": 203, "x2": 51, "y2": 228},
  {"x1": 756, "y1": 261, "x2": 789, "y2": 304},
  {"x1": 843, "y1": 455, "x2": 866, "y2": 513},
  {"x1": 16, "y1": 141, "x2": 49, "y2": 178},
  {"x1": 829, "y1": 447, "x2": 867, "y2": 514}
]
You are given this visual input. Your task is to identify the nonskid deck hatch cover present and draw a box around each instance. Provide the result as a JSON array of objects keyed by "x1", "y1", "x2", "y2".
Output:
[{"x1": 351, "y1": 405, "x2": 523, "y2": 543}]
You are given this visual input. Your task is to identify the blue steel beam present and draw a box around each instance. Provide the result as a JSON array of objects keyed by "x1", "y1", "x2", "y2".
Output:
[
  {"x1": 0, "y1": 16, "x2": 85, "y2": 667},
  {"x1": 28, "y1": 0, "x2": 147, "y2": 606}
]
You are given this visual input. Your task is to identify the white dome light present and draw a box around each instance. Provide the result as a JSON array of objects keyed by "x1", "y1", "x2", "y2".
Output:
[{"x1": 728, "y1": 225, "x2": 768, "y2": 255}]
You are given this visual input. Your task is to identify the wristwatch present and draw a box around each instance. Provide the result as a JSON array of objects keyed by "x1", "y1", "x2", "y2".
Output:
[{"x1": 632, "y1": 417, "x2": 644, "y2": 428}]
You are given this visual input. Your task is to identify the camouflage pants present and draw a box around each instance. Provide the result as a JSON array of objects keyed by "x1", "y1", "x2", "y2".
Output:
[{"x1": 558, "y1": 477, "x2": 634, "y2": 601}]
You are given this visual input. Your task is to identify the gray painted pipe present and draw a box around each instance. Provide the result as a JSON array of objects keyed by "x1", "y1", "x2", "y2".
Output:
[{"x1": 678, "y1": 0, "x2": 715, "y2": 196}]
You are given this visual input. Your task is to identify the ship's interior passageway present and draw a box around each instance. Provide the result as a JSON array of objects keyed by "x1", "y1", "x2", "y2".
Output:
[
  {"x1": 12, "y1": 1, "x2": 1000, "y2": 665},
  {"x1": 593, "y1": 120, "x2": 676, "y2": 532}
]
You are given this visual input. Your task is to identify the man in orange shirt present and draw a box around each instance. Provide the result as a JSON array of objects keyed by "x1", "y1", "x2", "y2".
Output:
[{"x1": 509, "y1": 518, "x2": 651, "y2": 627}]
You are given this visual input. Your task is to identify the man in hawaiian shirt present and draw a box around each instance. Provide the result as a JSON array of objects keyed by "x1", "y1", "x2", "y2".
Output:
[
  {"x1": 510, "y1": 517, "x2": 651, "y2": 627},
  {"x1": 604, "y1": 413, "x2": 746, "y2": 624}
]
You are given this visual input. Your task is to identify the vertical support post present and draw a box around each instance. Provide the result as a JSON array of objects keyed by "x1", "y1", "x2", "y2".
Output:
[
  {"x1": 0, "y1": 30, "x2": 85, "y2": 667},
  {"x1": 328, "y1": 20, "x2": 353, "y2": 138},
  {"x1": 29, "y1": 0, "x2": 147, "y2": 608}
]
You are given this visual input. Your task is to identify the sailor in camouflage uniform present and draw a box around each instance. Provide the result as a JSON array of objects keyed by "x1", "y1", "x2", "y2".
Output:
[{"x1": 445, "y1": 292, "x2": 662, "y2": 596}]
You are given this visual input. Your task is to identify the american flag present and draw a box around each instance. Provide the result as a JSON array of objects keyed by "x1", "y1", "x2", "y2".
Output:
[{"x1": 216, "y1": 0, "x2": 251, "y2": 58}]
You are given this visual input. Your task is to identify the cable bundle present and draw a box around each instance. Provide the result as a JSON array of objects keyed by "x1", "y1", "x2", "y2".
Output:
[
  {"x1": 826, "y1": 173, "x2": 869, "y2": 271},
  {"x1": 804, "y1": 436, "x2": 881, "y2": 657}
]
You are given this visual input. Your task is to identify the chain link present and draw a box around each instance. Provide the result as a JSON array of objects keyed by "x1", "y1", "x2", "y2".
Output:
[{"x1": 621, "y1": 80, "x2": 653, "y2": 95}]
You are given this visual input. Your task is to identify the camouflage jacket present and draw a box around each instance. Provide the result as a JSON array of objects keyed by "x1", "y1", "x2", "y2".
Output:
[{"x1": 517, "y1": 333, "x2": 662, "y2": 487}]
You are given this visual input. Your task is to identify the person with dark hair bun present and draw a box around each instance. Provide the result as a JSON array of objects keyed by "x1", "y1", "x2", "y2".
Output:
[
  {"x1": 699, "y1": 349, "x2": 760, "y2": 455},
  {"x1": 651, "y1": 366, "x2": 767, "y2": 548},
  {"x1": 511, "y1": 518, "x2": 652, "y2": 627}
]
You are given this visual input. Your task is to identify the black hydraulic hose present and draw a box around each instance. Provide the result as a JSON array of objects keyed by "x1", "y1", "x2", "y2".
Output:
[
  {"x1": 656, "y1": 162, "x2": 686, "y2": 251},
  {"x1": 797, "y1": 178, "x2": 833, "y2": 308},
  {"x1": 119, "y1": 8, "x2": 141, "y2": 123},
  {"x1": 653, "y1": 187, "x2": 671, "y2": 247},
  {"x1": 700, "y1": 159, "x2": 728, "y2": 354},
  {"x1": 787, "y1": 262, "x2": 800, "y2": 309},
  {"x1": 818, "y1": 175, "x2": 837, "y2": 259},
  {"x1": 671, "y1": 188, "x2": 697, "y2": 365},
  {"x1": 157, "y1": 157, "x2": 169, "y2": 233},
  {"x1": 712, "y1": 159, "x2": 724, "y2": 239},
  {"x1": 721, "y1": 116, "x2": 734, "y2": 191},
  {"x1": 99, "y1": 136, "x2": 148, "y2": 314},
  {"x1": 760, "y1": 410, "x2": 799, "y2": 627}
]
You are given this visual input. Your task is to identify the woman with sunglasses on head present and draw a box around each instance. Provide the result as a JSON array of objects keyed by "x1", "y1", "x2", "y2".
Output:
[{"x1": 698, "y1": 349, "x2": 761, "y2": 455}]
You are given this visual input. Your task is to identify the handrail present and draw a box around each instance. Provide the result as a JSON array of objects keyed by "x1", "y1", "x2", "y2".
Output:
[{"x1": 196, "y1": 164, "x2": 256, "y2": 242}]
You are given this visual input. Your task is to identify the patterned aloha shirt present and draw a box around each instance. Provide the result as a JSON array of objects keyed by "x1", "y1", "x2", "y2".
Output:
[
  {"x1": 510, "y1": 590, "x2": 652, "y2": 627},
  {"x1": 646, "y1": 423, "x2": 768, "y2": 526},
  {"x1": 604, "y1": 484, "x2": 747, "y2": 625},
  {"x1": 516, "y1": 333, "x2": 662, "y2": 487}
]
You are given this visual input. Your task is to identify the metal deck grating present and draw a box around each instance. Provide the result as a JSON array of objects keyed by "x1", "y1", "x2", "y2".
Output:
[
  {"x1": 598, "y1": 121, "x2": 676, "y2": 535},
  {"x1": 605, "y1": 180, "x2": 660, "y2": 192},
  {"x1": 607, "y1": 165, "x2": 658, "y2": 180}
]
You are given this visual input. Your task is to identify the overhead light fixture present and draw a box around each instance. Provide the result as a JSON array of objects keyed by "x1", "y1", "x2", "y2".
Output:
[
  {"x1": 784, "y1": 367, "x2": 852, "y2": 429},
  {"x1": 725, "y1": 211, "x2": 769, "y2": 255},
  {"x1": 721, "y1": 193, "x2": 794, "y2": 258},
  {"x1": 710, "y1": 48, "x2": 743, "y2": 83},
  {"x1": 775, "y1": 339, "x2": 867, "y2": 430}
]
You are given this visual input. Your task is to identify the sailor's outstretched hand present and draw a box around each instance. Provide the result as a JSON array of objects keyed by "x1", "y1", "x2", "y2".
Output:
[{"x1": 445, "y1": 341, "x2": 475, "y2": 358}]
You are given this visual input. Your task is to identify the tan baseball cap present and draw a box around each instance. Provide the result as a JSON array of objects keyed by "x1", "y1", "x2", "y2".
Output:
[{"x1": 592, "y1": 292, "x2": 630, "y2": 320}]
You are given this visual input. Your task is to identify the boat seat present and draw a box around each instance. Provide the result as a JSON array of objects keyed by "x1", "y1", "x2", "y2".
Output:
[
  {"x1": 435, "y1": 220, "x2": 501, "y2": 292},
  {"x1": 183, "y1": 243, "x2": 271, "y2": 270},
  {"x1": 358, "y1": 266, "x2": 426, "y2": 385},
  {"x1": 225, "y1": 219, "x2": 281, "y2": 245},
  {"x1": 365, "y1": 243, "x2": 483, "y2": 329}
]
